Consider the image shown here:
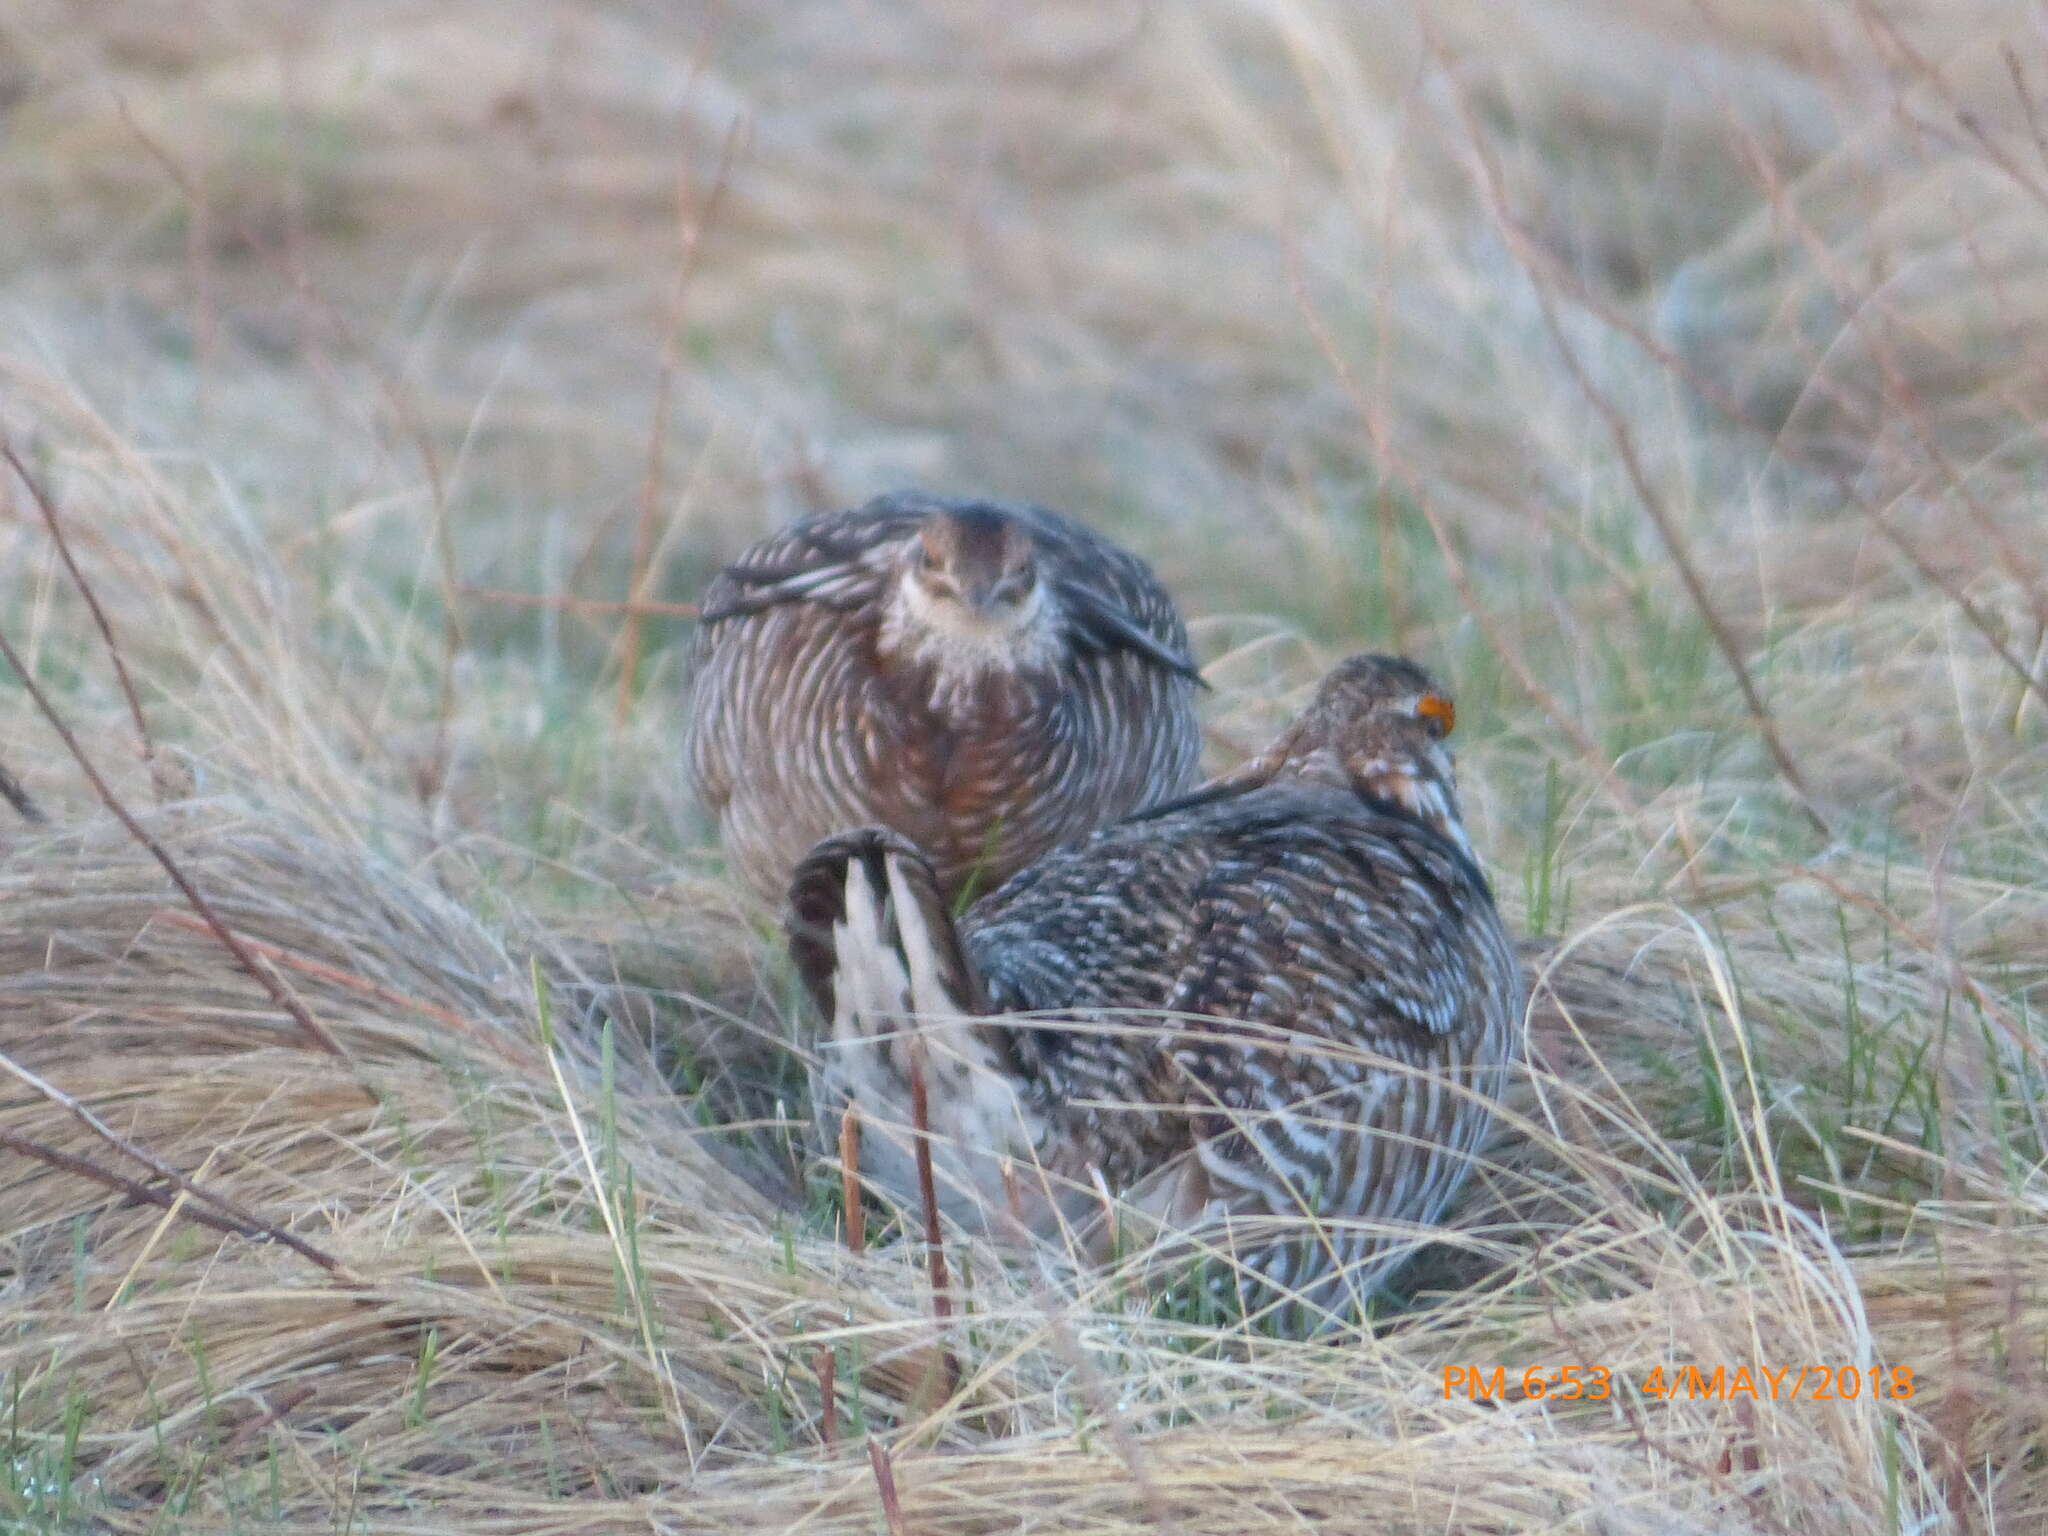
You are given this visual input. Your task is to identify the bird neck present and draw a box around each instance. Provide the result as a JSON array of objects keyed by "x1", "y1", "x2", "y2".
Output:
[
  {"x1": 1353, "y1": 759, "x2": 1474, "y2": 861},
  {"x1": 878, "y1": 578, "x2": 1063, "y2": 695},
  {"x1": 1276, "y1": 737, "x2": 1474, "y2": 860}
]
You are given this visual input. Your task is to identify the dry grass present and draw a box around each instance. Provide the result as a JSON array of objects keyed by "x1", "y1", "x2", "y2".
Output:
[{"x1": 4, "y1": 1, "x2": 2048, "y2": 1530}]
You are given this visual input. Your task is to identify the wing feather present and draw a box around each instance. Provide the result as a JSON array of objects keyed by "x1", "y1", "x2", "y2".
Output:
[{"x1": 958, "y1": 781, "x2": 1522, "y2": 1310}]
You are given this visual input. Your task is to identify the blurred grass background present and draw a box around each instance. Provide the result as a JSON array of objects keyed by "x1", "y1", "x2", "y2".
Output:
[{"x1": 3, "y1": 2, "x2": 2047, "y2": 1531}]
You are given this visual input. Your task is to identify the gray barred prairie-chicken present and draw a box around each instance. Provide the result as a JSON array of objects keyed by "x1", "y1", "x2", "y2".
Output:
[
  {"x1": 785, "y1": 654, "x2": 1524, "y2": 1324},
  {"x1": 684, "y1": 491, "x2": 1204, "y2": 906}
]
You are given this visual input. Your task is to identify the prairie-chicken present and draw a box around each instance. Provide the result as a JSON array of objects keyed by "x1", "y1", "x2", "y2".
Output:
[
  {"x1": 685, "y1": 491, "x2": 1203, "y2": 906},
  {"x1": 785, "y1": 654, "x2": 1523, "y2": 1324}
]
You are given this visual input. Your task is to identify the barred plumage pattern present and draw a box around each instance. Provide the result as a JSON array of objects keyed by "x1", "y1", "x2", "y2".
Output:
[
  {"x1": 786, "y1": 655, "x2": 1524, "y2": 1325},
  {"x1": 685, "y1": 491, "x2": 1203, "y2": 905}
]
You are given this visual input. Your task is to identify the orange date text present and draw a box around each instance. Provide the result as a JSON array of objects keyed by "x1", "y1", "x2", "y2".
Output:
[{"x1": 1443, "y1": 1364, "x2": 1915, "y2": 1402}]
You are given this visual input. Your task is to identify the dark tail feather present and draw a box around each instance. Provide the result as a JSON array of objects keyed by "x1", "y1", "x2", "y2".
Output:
[
  {"x1": 1062, "y1": 583, "x2": 1209, "y2": 688},
  {"x1": 784, "y1": 828, "x2": 989, "y2": 1023},
  {"x1": 1122, "y1": 748, "x2": 1281, "y2": 824},
  {"x1": 785, "y1": 832, "x2": 866, "y2": 1020}
]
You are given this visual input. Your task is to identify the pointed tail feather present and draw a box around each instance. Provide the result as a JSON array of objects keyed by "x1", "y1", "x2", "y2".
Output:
[
  {"x1": 785, "y1": 829, "x2": 1032, "y2": 1232},
  {"x1": 1123, "y1": 745, "x2": 1284, "y2": 824},
  {"x1": 784, "y1": 828, "x2": 988, "y2": 1026}
]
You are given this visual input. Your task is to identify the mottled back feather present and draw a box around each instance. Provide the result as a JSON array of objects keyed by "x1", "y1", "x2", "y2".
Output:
[{"x1": 784, "y1": 654, "x2": 1525, "y2": 1326}]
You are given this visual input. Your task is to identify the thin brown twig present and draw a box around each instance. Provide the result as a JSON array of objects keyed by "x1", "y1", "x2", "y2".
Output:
[
  {"x1": 618, "y1": 114, "x2": 745, "y2": 725},
  {"x1": 907, "y1": 1043, "x2": 952, "y2": 1326},
  {"x1": 906, "y1": 1040, "x2": 959, "y2": 1409},
  {"x1": 997, "y1": 1166, "x2": 1187, "y2": 1536},
  {"x1": 0, "y1": 404, "x2": 290, "y2": 756},
  {"x1": 866, "y1": 1436, "x2": 909, "y2": 1536},
  {"x1": 1539, "y1": 308, "x2": 1833, "y2": 841},
  {"x1": 2004, "y1": 43, "x2": 2048, "y2": 173},
  {"x1": 1718, "y1": 122, "x2": 2048, "y2": 696},
  {"x1": 1366, "y1": 35, "x2": 2040, "y2": 847},
  {"x1": 0, "y1": 1126, "x2": 353, "y2": 1290},
  {"x1": 1426, "y1": 47, "x2": 1833, "y2": 842},
  {"x1": 816, "y1": 1346, "x2": 837, "y2": 1450},
  {"x1": 3, "y1": 441, "x2": 154, "y2": 771},
  {"x1": 0, "y1": 617, "x2": 359, "y2": 1071},
  {"x1": 145, "y1": 909, "x2": 542, "y2": 1072},
  {"x1": 1435, "y1": 117, "x2": 2048, "y2": 718},
  {"x1": 1857, "y1": 0, "x2": 2048, "y2": 218},
  {"x1": 1458, "y1": 26, "x2": 2040, "y2": 701},
  {"x1": 0, "y1": 754, "x2": 44, "y2": 823},
  {"x1": 0, "y1": 1129, "x2": 273, "y2": 1243},
  {"x1": 0, "y1": 1059, "x2": 351, "y2": 1278},
  {"x1": 1725, "y1": 116, "x2": 2046, "y2": 625},
  {"x1": 113, "y1": 94, "x2": 463, "y2": 801},
  {"x1": 1283, "y1": 245, "x2": 1643, "y2": 833},
  {"x1": 840, "y1": 1104, "x2": 866, "y2": 1257}
]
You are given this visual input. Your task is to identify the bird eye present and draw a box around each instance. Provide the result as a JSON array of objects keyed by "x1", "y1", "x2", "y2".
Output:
[{"x1": 1416, "y1": 693, "x2": 1455, "y2": 736}]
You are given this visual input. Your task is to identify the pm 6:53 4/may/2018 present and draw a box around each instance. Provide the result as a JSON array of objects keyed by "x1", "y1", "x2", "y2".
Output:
[{"x1": 1443, "y1": 1365, "x2": 1916, "y2": 1402}]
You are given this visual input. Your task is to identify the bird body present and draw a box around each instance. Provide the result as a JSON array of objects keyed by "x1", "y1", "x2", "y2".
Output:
[
  {"x1": 685, "y1": 492, "x2": 1203, "y2": 906},
  {"x1": 786, "y1": 655, "x2": 1523, "y2": 1324}
]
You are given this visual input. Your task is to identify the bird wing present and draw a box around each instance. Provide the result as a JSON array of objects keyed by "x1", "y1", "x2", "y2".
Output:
[
  {"x1": 694, "y1": 503, "x2": 926, "y2": 626},
  {"x1": 1161, "y1": 799, "x2": 1495, "y2": 1042},
  {"x1": 1007, "y1": 504, "x2": 1206, "y2": 686},
  {"x1": 693, "y1": 494, "x2": 1199, "y2": 673},
  {"x1": 969, "y1": 788, "x2": 1498, "y2": 1040},
  {"x1": 1145, "y1": 800, "x2": 1521, "y2": 1317},
  {"x1": 682, "y1": 502, "x2": 929, "y2": 848},
  {"x1": 962, "y1": 787, "x2": 1519, "y2": 1240}
]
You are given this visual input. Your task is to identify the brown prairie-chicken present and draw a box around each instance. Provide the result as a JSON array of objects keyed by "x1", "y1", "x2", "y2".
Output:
[
  {"x1": 785, "y1": 654, "x2": 1524, "y2": 1325},
  {"x1": 684, "y1": 491, "x2": 1203, "y2": 906}
]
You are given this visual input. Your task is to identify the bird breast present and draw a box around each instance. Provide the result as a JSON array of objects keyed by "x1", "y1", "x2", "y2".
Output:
[{"x1": 878, "y1": 577, "x2": 1064, "y2": 706}]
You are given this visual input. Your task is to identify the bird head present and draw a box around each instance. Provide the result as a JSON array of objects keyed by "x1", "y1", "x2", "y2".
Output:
[
  {"x1": 908, "y1": 508, "x2": 1039, "y2": 614},
  {"x1": 1250, "y1": 654, "x2": 1470, "y2": 855},
  {"x1": 895, "y1": 507, "x2": 1051, "y2": 651}
]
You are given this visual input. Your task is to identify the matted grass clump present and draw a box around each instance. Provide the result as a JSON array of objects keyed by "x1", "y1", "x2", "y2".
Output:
[{"x1": 5, "y1": 2, "x2": 2048, "y2": 1531}]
